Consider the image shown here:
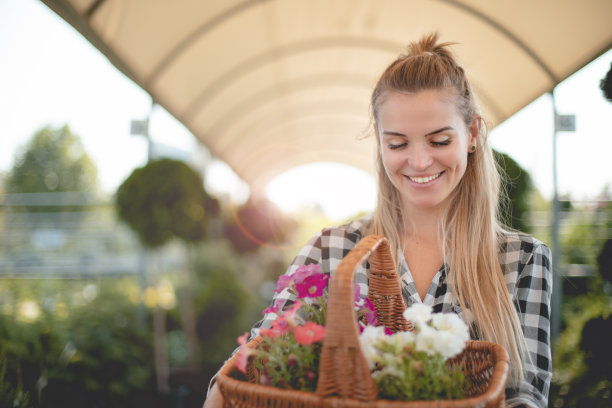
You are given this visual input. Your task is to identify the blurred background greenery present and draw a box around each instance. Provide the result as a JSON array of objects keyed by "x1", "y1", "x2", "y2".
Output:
[{"x1": 0, "y1": 123, "x2": 611, "y2": 408}]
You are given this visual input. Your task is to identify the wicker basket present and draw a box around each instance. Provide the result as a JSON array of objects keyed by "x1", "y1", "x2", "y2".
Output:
[{"x1": 217, "y1": 235, "x2": 509, "y2": 407}]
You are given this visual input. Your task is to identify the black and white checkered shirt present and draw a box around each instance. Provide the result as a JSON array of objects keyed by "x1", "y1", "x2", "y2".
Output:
[{"x1": 244, "y1": 215, "x2": 553, "y2": 408}]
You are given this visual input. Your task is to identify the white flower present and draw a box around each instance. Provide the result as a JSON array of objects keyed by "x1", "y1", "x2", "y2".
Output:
[
  {"x1": 395, "y1": 330, "x2": 416, "y2": 346},
  {"x1": 432, "y1": 330, "x2": 466, "y2": 359},
  {"x1": 414, "y1": 324, "x2": 438, "y2": 356},
  {"x1": 402, "y1": 303, "x2": 432, "y2": 326},
  {"x1": 387, "y1": 330, "x2": 416, "y2": 354},
  {"x1": 431, "y1": 313, "x2": 470, "y2": 343},
  {"x1": 359, "y1": 325, "x2": 386, "y2": 369},
  {"x1": 360, "y1": 325, "x2": 385, "y2": 346},
  {"x1": 361, "y1": 345, "x2": 381, "y2": 369}
]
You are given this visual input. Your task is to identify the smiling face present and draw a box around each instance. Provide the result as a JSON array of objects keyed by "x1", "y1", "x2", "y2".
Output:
[{"x1": 376, "y1": 89, "x2": 478, "y2": 214}]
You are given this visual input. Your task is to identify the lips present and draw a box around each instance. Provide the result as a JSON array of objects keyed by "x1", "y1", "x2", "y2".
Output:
[{"x1": 407, "y1": 171, "x2": 444, "y2": 184}]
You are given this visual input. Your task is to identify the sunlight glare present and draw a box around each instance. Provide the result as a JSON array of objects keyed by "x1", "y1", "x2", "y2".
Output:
[
  {"x1": 205, "y1": 159, "x2": 250, "y2": 205},
  {"x1": 265, "y1": 162, "x2": 376, "y2": 222}
]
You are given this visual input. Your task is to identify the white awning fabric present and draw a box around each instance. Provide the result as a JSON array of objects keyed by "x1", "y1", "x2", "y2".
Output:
[{"x1": 41, "y1": 0, "x2": 612, "y2": 192}]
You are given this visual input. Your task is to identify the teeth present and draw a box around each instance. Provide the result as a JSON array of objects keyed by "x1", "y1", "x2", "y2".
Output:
[{"x1": 409, "y1": 172, "x2": 442, "y2": 184}]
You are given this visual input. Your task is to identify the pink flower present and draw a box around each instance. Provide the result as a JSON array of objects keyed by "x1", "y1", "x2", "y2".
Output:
[
  {"x1": 236, "y1": 332, "x2": 251, "y2": 373},
  {"x1": 281, "y1": 301, "x2": 303, "y2": 326},
  {"x1": 295, "y1": 274, "x2": 328, "y2": 298},
  {"x1": 238, "y1": 331, "x2": 249, "y2": 346},
  {"x1": 263, "y1": 299, "x2": 283, "y2": 315},
  {"x1": 274, "y1": 264, "x2": 321, "y2": 293},
  {"x1": 236, "y1": 347, "x2": 250, "y2": 373},
  {"x1": 297, "y1": 263, "x2": 320, "y2": 276},
  {"x1": 261, "y1": 301, "x2": 300, "y2": 339},
  {"x1": 294, "y1": 322, "x2": 325, "y2": 345},
  {"x1": 354, "y1": 284, "x2": 362, "y2": 306},
  {"x1": 261, "y1": 312, "x2": 293, "y2": 338},
  {"x1": 259, "y1": 327, "x2": 279, "y2": 338},
  {"x1": 363, "y1": 298, "x2": 378, "y2": 326},
  {"x1": 275, "y1": 274, "x2": 293, "y2": 293}
]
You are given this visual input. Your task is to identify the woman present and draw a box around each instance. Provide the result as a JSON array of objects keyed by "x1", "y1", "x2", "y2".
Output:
[{"x1": 206, "y1": 33, "x2": 552, "y2": 408}]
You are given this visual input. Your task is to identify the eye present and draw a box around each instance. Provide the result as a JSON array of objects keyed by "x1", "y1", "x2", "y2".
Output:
[
  {"x1": 431, "y1": 139, "x2": 450, "y2": 147},
  {"x1": 388, "y1": 143, "x2": 407, "y2": 150}
]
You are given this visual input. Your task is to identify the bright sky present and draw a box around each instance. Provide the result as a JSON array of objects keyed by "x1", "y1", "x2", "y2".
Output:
[{"x1": 1, "y1": 0, "x2": 611, "y2": 222}]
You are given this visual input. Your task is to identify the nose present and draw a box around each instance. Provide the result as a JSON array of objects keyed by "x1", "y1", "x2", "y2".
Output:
[{"x1": 410, "y1": 145, "x2": 433, "y2": 171}]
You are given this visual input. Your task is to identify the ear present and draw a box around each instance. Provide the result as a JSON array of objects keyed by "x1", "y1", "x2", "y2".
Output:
[{"x1": 468, "y1": 115, "x2": 481, "y2": 151}]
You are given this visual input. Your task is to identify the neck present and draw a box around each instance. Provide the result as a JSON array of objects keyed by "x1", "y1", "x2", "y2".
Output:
[{"x1": 402, "y1": 204, "x2": 443, "y2": 241}]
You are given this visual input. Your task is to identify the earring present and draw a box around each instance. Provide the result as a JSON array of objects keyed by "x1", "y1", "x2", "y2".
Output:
[{"x1": 470, "y1": 145, "x2": 476, "y2": 153}]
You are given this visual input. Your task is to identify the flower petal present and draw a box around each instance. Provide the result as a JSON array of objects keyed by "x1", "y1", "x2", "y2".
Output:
[{"x1": 294, "y1": 322, "x2": 325, "y2": 345}]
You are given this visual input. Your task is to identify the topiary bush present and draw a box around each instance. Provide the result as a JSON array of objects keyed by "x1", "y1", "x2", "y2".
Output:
[{"x1": 116, "y1": 158, "x2": 219, "y2": 248}]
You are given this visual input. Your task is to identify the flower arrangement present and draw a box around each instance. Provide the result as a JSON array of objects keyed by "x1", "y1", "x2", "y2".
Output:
[
  {"x1": 235, "y1": 264, "x2": 471, "y2": 401},
  {"x1": 235, "y1": 264, "x2": 328, "y2": 391},
  {"x1": 360, "y1": 303, "x2": 471, "y2": 400}
]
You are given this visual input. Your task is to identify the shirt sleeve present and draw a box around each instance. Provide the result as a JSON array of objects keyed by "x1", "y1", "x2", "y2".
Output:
[{"x1": 506, "y1": 241, "x2": 553, "y2": 408}]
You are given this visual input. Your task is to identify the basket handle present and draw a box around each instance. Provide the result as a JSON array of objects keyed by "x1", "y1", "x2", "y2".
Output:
[{"x1": 315, "y1": 234, "x2": 407, "y2": 401}]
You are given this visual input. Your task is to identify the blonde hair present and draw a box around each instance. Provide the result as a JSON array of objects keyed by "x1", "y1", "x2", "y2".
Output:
[{"x1": 369, "y1": 33, "x2": 527, "y2": 385}]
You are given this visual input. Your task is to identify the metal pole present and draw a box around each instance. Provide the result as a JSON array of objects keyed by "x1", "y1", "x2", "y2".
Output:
[
  {"x1": 131, "y1": 101, "x2": 155, "y2": 324},
  {"x1": 550, "y1": 90, "x2": 562, "y2": 343}
]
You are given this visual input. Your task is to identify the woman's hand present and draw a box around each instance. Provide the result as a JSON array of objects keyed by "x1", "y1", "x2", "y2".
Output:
[{"x1": 202, "y1": 383, "x2": 224, "y2": 408}]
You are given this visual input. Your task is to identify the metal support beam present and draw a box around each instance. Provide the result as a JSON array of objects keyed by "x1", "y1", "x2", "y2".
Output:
[{"x1": 550, "y1": 91, "x2": 562, "y2": 343}]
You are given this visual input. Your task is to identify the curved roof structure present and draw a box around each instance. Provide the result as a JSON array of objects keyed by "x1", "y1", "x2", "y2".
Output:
[{"x1": 41, "y1": 0, "x2": 612, "y2": 192}]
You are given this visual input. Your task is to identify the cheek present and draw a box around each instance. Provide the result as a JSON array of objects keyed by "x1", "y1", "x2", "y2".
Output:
[
  {"x1": 440, "y1": 145, "x2": 468, "y2": 169},
  {"x1": 448, "y1": 151, "x2": 469, "y2": 174},
  {"x1": 381, "y1": 150, "x2": 403, "y2": 172}
]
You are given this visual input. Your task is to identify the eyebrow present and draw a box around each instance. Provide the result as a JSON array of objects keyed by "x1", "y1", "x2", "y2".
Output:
[
  {"x1": 425, "y1": 126, "x2": 454, "y2": 137},
  {"x1": 382, "y1": 126, "x2": 455, "y2": 138}
]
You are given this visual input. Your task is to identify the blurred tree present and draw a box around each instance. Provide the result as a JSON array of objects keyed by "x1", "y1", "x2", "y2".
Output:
[
  {"x1": 580, "y1": 314, "x2": 612, "y2": 379},
  {"x1": 5, "y1": 125, "x2": 97, "y2": 212},
  {"x1": 562, "y1": 213, "x2": 603, "y2": 266},
  {"x1": 115, "y1": 158, "x2": 220, "y2": 389},
  {"x1": 116, "y1": 158, "x2": 218, "y2": 248},
  {"x1": 494, "y1": 150, "x2": 533, "y2": 232},
  {"x1": 598, "y1": 239, "x2": 612, "y2": 285},
  {"x1": 562, "y1": 191, "x2": 612, "y2": 267}
]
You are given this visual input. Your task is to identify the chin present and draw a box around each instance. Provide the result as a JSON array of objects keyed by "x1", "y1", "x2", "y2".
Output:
[{"x1": 404, "y1": 197, "x2": 445, "y2": 210}]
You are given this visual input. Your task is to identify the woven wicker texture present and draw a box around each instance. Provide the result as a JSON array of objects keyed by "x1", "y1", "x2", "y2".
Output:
[{"x1": 217, "y1": 235, "x2": 509, "y2": 407}]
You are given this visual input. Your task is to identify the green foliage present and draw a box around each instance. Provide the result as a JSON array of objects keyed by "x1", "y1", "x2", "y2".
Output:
[
  {"x1": 0, "y1": 278, "x2": 155, "y2": 408},
  {"x1": 374, "y1": 350, "x2": 467, "y2": 401},
  {"x1": 0, "y1": 249, "x2": 267, "y2": 407},
  {"x1": 195, "y1": 270, "x2": 261, "y2": 365},
  {"x1": 116, "y1": 158, "x2": 219, "y2": 248},
  {"x1": 5, "y1": 125, "x2": 97, "y2": 211},
  {"x1": 494, "y1": 150, "x2": 533, "y2": 232},
  {"x1": 0, "y1": 350, "x2": 32, "y2": 408},
  {"x1": 549, "y1": 192, "x2": 612, "y2": 406},
  {"x1": 186, "y1": 241, "x2": 264, "y2": 366},
  {"x1": 44, "y1": 281, "x2": 153, "y2": 399},
  {"x1": 550, "y1": 283, "x2": 612, "y2": 408},
  {"x1": 561, "y1": 201, "x2": 612, "y2": 266},
  {"x1": 253, "y1": 336, "x2": 322, "y2": 392},
  {"x1": 563, "y1": 217, "x2": 602, "y2": 265}
]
